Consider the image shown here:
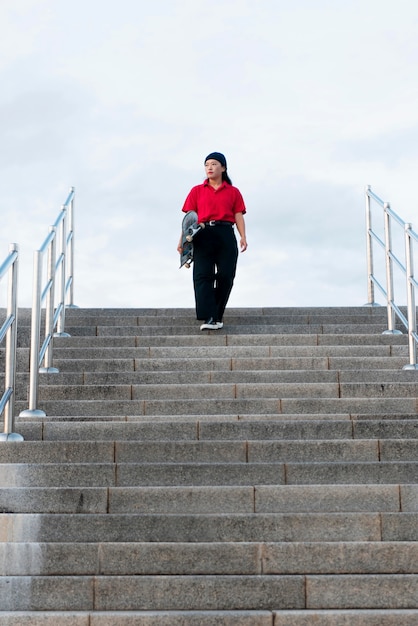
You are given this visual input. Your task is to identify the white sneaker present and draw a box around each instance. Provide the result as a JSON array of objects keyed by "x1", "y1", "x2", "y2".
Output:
[
  {"x1": 216, "y1": 321, "x2": 224, "y2": 329},
  {"x1": 200, "y1": 319, "x2": 219, "y2": 331}
]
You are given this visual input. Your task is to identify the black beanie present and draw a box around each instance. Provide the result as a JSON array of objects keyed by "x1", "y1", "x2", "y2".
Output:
[{"x1": 204, "y1": 152, "x2": 227, "y2": 168}]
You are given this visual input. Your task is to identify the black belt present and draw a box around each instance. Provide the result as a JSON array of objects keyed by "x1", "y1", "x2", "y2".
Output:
[{"x1": 204, "y1": 220, "x2": 233, "y2": 227}]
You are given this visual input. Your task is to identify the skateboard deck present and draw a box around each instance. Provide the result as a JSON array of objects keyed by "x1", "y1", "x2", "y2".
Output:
[{"x1": 180, "y1": 211, "x2": 204, "y2": 269}]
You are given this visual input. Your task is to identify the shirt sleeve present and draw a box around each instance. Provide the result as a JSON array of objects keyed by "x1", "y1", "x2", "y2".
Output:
[
  {"x1": 181, "y1": 186, "x2": 198, "y2": 213},
  {"x1": 233, "y1": 188, "x2": 246, "y2": 215}
]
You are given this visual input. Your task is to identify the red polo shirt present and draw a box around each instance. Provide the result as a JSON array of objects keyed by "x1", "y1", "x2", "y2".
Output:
[{"x1": 181, "y1": 180, "x2": 246, "y2": 223}]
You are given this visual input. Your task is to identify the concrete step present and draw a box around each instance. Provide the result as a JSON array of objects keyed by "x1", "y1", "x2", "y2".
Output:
[
  {"x1": 60, "y1": 309, "x2": 392, "y2": 323},
  {"x1": 0, "y1": 438, "x2": 385, "y2": 463},
  {"x1": 35, "y1": 381, "x2": 418, "y2": 402},
  {"x1": 90, "y1": 323, "x2": 397, "y2": 335},
  {"x1": 14, "y1": 419, "x2": 418, "y2": 442},
  {"x1": 14, "y1": 419, "x2": 353, "y2": 441},
  {"x1": 0, "y1": 574, "x2": 305, "y2": 611},
  {"x1": 2, "y1": 573, "x2": 418, "y2": 611},
  {"x1": 51, "y1": 344, "x2": 408, "y2": 359},
  {"x1": 3, "y1": 462, "x2": 418, "y2": 488},
  {"x1": 62, "y1": 311, "x2": 391, "y2": 325},
  {"x1": 1, "y1": 512, "x2": 382, "y2": 542},
  {"x1": 75, "y1": 313, "x2": 397, "y2": 323},
  {"x1": 1, "y1": 610, "x2": 418, "y2": 625},
  {"x1": 0, "y1": 464, "x2": 287, "y2": 488},
  {"x1": 63, "y1": 323, "x2": 400, "y2": 336},
  {"x1": 54, "y1": 332, "x2": 407, "y2": 347},
  {"x1": 38, "y1": 382, "x2": 343, "y2": 401},
  {"x1": 2, "y1": 609, "x2": 418, "y2": 625},
  {"x1": 0, "y1": 348, "x2": 29, "y2": 372},
  {"x1": 3, "y1": 438, "x2": 418, "y2": 464},
  {"x1": 39, "y1": 370, "x2": 340, "y2": 385},
  {"x1": 272, "y1": 611, "x2": 418, "y2": 626},
  {"x1": 21, "y1": 321, "x2": 398, "y2": 339},
  {"x1": 0, "y1": 611, "x2": 276, "y2": 625},
  {"x1": 18, "y1": 396, "x2": 418, "y2": 417},
  {"x1": 32, "y1": 369, "x2": 418, "y2": 386},
  {"x1": 50, "y1": 355, "x2": 410, "y2": 372},
  {"x1": 2, "y1": 541, "x2": 418, "y2": 576},
  {"x1": 0, "y1": 484, "x2": 412, "y2": 513},
  {"x1": 62, "y1": 305, "x2": 390, "y2": 315}
]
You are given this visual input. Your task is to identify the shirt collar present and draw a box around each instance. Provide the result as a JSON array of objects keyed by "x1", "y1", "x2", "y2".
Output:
[{"x1": 203, "y1": 179, "x2": 227, "y2": 189}]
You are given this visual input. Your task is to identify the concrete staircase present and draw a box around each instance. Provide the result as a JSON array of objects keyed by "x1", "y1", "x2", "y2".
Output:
[{"x1": 1, "y1": 306, "x2": 418, "y2": 624}]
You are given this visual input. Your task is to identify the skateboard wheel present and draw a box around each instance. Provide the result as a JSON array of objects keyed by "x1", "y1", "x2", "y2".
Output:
[{"x1": 186, "y1": 235, "x2": 193, "y2": 242}]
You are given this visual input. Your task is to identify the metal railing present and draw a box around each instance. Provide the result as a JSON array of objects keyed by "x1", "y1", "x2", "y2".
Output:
[
  {"x1": 20, "y1": 187, "x2": 76, "y2": 417},
  {"x1": 0, "y1": 243, "x2": 23, "y2": 441},
  {"x1": 365, "y1": 185, "x2": 418, "y2": 369}
]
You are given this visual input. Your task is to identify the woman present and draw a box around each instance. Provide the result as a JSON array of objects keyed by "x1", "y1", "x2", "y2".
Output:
[{"x1": 178, "y1": 152, "x2": 248, "y2": 330}]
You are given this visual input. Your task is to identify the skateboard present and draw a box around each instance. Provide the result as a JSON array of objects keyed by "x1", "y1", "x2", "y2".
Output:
[{"x1": 179, "y1": 211, "x2": 205, "y2": 269}]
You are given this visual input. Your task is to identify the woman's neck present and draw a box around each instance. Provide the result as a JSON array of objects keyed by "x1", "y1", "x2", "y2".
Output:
[{"x1": 208, "y1": 177, "x2": 222, "y2": 189}]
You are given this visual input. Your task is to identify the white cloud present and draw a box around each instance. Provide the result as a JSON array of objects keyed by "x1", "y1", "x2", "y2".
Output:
[{"x1": 1, "y1": 0, "x2": 418, "y2": 310}]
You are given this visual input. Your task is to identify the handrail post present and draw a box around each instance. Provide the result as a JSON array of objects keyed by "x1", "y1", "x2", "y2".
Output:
[
  {"x1": 0, "y1": 243, "x2": 23, "y2": 441},
  {"x1": 382, "y1": 202, "x2": 402, "y2": 335},
  {"x1": 366, "y1": 186, "x2": 418, "y2": 368},
  {"x1": 67, "y1": 187, "x2": 76, "y2": 308},
  {"x1": 41, "y1": 226, "x2": 59, "y2": 373},
  {"x1": 365, "y1": 185, "x2": 378, "y2": 306},
  {"x1": 19, "y1": 250, "x2": 46, "y2": 418},
  {"x1": 403, "y1": 223, "x2": 418, "y2": 370},
  {"x1": 55, "y1": 207, "x2": 71, "y2": 338},
  {"x1": 19, "y1": 187, "x2": 75, "y2": 417}
]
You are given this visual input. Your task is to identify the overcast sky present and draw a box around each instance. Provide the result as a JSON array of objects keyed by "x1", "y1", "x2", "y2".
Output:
[{"x1": 1, "y1": 0, "x2": 417, "y2": 310}]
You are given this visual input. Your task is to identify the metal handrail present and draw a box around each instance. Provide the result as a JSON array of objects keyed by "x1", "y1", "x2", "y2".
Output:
[
  {"x1": 0, "y1": 243, "x2": 23, "y2": 441},
  {"x1": 19, "y1": 187, "x2": 76, "y2": 417},
  {"x1": 365, "y1": 185, "x2": 418, "y2": 369}
]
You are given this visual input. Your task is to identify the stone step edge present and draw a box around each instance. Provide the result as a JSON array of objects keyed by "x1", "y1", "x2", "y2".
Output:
[
  {"x1": 0, "y1": 611, "x2": 269, "y2": 626},
  {"x1": 0, "y1": 483, "x2": 415, "y2": 515},
  {"x1": 15, "y1": 398, "x2": 418, "y2": 419},
  {"x1": 4, "y1": 540, "x2": 418, "y2": 578},
  {"x1": 13, "y1": 415, "x2": 418, "y2": 423},
  {"x1": 3, "y1": 574, "x2": 418, "y2": 611},
  {"x1": 1, "y1": 610, "x2": 418, "y2": 626}
]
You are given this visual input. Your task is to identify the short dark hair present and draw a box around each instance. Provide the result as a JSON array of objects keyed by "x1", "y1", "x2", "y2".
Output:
[
  {"x1": 205, "y1": 152, "x2": 227, "y2": 167},
  {"x1": 205, "y1": 151, "x2": 232, "y2": 185}
]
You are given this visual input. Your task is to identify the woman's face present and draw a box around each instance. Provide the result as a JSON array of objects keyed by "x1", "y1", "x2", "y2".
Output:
[{"x1": 205, "y1": 159, "x2": 225, "y2": 180}]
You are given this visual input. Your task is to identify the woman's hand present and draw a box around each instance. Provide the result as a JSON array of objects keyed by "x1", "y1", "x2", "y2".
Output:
[
  {"x1": 235, "y1": 213, "x2": 248, "y2": 252},
  {"x1": 177, "y1": 235, "x2": 183, "y2": 254}
]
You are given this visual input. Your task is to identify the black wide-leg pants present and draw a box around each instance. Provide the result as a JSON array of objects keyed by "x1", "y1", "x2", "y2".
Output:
[{"x1": 193, "y1": 224, "x2": 238, "y2": 321}]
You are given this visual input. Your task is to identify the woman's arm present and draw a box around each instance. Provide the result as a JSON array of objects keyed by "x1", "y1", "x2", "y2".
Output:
[
  {"x1": 177, "y1": 233, "x2": 183, "y2": 254},
  {"x1": 235, "y1": 212, "x2": 248, "y2": 252}
]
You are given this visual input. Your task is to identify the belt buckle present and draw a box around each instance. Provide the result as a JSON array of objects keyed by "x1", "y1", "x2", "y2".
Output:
[{"x1": 208, "y1": 220, "x2": 216, "y2": 226}]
